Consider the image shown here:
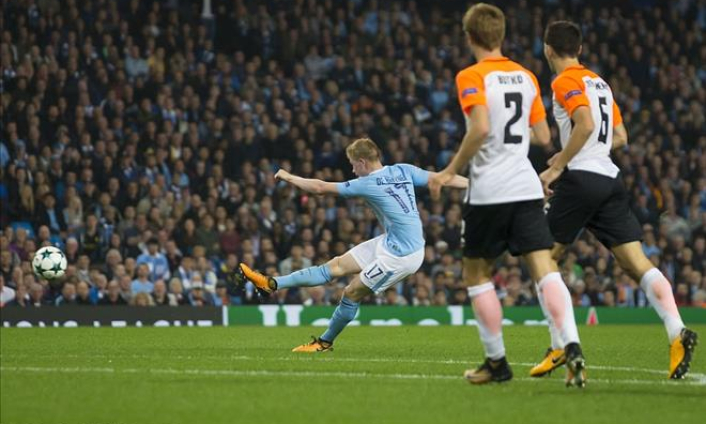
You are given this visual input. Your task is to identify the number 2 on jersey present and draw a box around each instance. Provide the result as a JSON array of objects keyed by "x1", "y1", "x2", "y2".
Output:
[{"x1": 503, "y1": 92, "x2": 523, "y2": 144}]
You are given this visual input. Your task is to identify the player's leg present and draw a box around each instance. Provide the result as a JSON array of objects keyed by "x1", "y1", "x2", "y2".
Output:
[
  {"x1": 589, "y1": 174, "x2": 697, "y2": 378},
  {"x1": 460, "y1": 203, "x2": 512, "y2": 384},
  {"x1": 611, "y1": 242, "x2": 698, "y2": 379},
  {"x1": 524, "y1": 249, "x2": 585, "y2": 387},
  {"x1": 531, "y1": 172, "x2": 596, "y2": 378},
  {"x1": 291, "y1": 276, "x2": 370, "y2": 352},
  {"x1": 292, "y1": 239, "x2": 425, "y2": 352},
  {"x1": 550, "y1": 242, "x2": 568, "y2": 261},
  {"x1": 611, "y1": 241, "x2": 683, "y2": 338},
  {"x1": 524, "y1": 249, "x2": 580, "y2": 348},
  {"x1": 463, "y1": 256, "x2": 513, "y2": 384},
  {"x1": 276, "y1": 254, "x2": 359, "y2": 289},
  {"x1": 529, "y1": 242, "x2": 568, "y2": 377},
  {"x1": 239, "y1": 237, "x2": 376, "y2": 294},
  {"x1": 512, "y1": 199, "x2": 585, "y2": 387}
]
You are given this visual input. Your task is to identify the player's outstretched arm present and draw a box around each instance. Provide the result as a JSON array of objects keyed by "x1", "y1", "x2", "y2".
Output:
[
  {"x1": 539, "y1": 105, "x2": 594, "y2": 196},
  {"x1": 428, "y1": 173, "x2": 469, "y2": 189},
  {"x1": 275, "y1": 169, "x2": 339, "y2": 196},
  {"x1": 429, "y1": 105, "x2": 489, "y2": 198}
]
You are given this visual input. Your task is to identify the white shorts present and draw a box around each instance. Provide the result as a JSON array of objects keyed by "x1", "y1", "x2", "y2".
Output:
[{"x1": 349, "y1": 235, "x2": 425, "y2": 294}]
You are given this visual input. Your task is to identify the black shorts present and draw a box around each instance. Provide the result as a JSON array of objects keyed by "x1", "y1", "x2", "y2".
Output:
[
  {"x1": 546, "y1": 170, "x2": 642, "y2": 248},
  {"x1": 463, "y1": 199, "x2": 554, "y2": 258}
]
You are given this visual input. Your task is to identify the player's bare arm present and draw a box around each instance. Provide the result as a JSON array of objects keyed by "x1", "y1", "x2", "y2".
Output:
[
  {"x1": 429, "y1": 105, "x2": 489, "y2": 198},
  {"x1": 275, "y1": 169, "x2": 339, "y2": 195},
  {"x1": 430, "y1": 173, "x2": 469, "y2": 190},
  {"x1": 611, "y1": 123, "x2": 628, "y2": 150},
  {"x1": 539, "y1": 105, "x2": 594, "y2": 195},
  {"x1": 530, "y1": 119, "x2": 551, "y2": 146}
]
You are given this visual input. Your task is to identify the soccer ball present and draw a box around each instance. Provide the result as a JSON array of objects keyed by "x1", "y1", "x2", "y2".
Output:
[{"x1": 32, "y1": 246, "x2": 68, "y2": 280}]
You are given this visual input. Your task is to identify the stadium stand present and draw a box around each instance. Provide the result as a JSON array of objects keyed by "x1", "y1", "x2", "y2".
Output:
[{"x1": 1, "y1": 0, "x2": 705, "y2": 308}]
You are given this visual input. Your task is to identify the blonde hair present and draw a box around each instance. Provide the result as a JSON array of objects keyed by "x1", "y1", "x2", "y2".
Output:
[
  {"x1": 131, "y1": 291, "x2": 154, "y2": 307},
  {"x1": 346, "y1": 138, "x2": 381, "y2": 162},
  {"x1": 462, "y1": 3, "x2": 506, "y2": 51}
]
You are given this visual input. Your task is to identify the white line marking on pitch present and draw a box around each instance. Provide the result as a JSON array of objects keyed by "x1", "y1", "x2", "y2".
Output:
[
  {"x1": 0, "y1": 353, "x2": 683, "y2": 376},
  {"x1": 1, "y1": 366, "x2": 704, "y2": 387}
]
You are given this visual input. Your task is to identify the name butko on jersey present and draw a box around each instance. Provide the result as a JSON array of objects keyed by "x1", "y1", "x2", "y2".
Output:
[
  {"x1": 552, "y1": 65, "x2": 623, "y2": 178},
  {"x1": 456, "y1": 57, "x2": 546, "y2": 205}
]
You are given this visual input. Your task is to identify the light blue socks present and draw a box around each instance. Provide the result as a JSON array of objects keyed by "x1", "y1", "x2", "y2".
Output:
[
  {"x1": 321, "y1": 296, "x2": 360, "y2": 343},
  {"x1": 275, "y1": 265, "x2": 332, "y2": 289}
]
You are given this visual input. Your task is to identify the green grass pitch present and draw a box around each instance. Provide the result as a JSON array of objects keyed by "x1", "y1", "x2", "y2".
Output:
[{"x1": 1, "y1": 325, "x2": 704, "y2": 424}]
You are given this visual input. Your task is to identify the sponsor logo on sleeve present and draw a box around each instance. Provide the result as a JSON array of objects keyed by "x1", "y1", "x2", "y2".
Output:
[
  {"x1": 564, "y1": 90, "x2": 582, "y2": 100},
  {"x1": 461, "y1": 88, "x2": 478, "y2": 97}
]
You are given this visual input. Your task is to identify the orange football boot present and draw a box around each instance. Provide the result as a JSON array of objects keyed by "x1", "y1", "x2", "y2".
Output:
[
  {"x1": 239, "y1": 263, "x2": 276, "y2": 295},
  {"x1": 292, "y1": 337, "x2": 333, "y2": 353},
  {"x1": 669, "y1": 328, "x2": 698, "y2": 379},
  {"x1": 530, "y1": 348, "x2": 566, "y2": 377}
]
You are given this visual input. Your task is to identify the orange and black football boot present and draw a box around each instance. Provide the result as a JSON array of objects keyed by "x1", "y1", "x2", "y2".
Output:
[
  {"x1": 530, "y1": 347, "x2": 566, "y2": 377},
  {"x1": 463, "y1": 357, "x2": 513, "y2": 384},
  {"x1": 292, "y1": 336, "x2": 334, "y2": 353},
  {"x1": 669, "y1": 328, "x2": 698, "y2": 379},
  {"x1": 239, "y1": 263, "x2": 277, "y2": 296},
  {"x1": 564, "y1": 343, "x2": 586, "y2": 388}
]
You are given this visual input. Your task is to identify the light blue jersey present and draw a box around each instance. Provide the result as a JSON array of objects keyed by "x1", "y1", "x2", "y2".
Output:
[{"x1": 337, "y1": 164, "x2": 430, "y2": 256}]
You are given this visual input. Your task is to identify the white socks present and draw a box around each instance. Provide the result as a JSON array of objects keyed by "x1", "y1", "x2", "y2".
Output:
[
  {"x1": 537, "y1": 272, "x2": 580, "y2": 346},
  {"x1": 538, "y1": 267, "x2": 686, "y2": 347},
  {"x1": 537, "y1": 285, "x2": 564, "y2": 349},
  {"x1": 641, "y1": 268, "x2": 685, "y2": 341},
  {"x1": 468, "y1": 282, "x2": 506, "y2": 360}
]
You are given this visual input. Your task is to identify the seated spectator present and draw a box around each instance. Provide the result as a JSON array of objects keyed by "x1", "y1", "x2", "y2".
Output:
[
  {"x1": 432, "y1": 291, "x2": 448, "y2": 306},
  {"x1": 131, "y1": 292, "x2": 154, "y2": 307},
  {"x1": 195, "y1": 257, "x2": 218, "y2": 293},
  {"x1": 99, "y1": 280, "x2": 128, "y2": 306},
  {"x1": 7, "y1": 283, "x2": 29, "y2": 307},
  {"x1": 36, "y1": 194, "x2": 66, "y2": 235},
  {"x1": 152, "y1": 279, "x2": 176, "y2": 306},
  {"x1": 125, "y1": 45, "x2": 149, "y2": 80},
  {"x1": 55, "y1": 282, "x2": 77, "y2": 306},
  {"x1": 412, "y1": 285, "x2": 431, "y2": 307},
  {"x1": 90, "y1": 273, "x2": 109, "y2": 304},
  {"x1": 188, "y1": 281, "x2": 213, "y2": 306},
  {"x1": 302, "y1": 286, "x2": 327, "y2": 306},
  {"x1": 384, "y1": 288, "x2": 408, "y2": 306},
  {"x1": 119, "y1": 275, "x2": 133, "y2": 302},
  {"x1": 75, "y1": 281, "x2": 95, "y2": 305},
  {"x1": 449, "y1": 289, "x2": 469, "y2": 306},
  {"x1": 131, "y1": 264, "x2": 154, "y2": 294},
  {"x1": 176, "y1": 257, "x2": 195, "y2": 290},
  {"x1": 168, "y1": 278, "x2": 190, "y2": 306},
  {"x1": 279, "y1": 245, "x2": 311, "y2": 276},
  {"x1": 0, "y1": 275, "x2": 16, "y2": 306},
  {"x1": 213, "y1": 281, "x2": 230, "y2": 307},
  {"x1": 136, "y1": 238, "x2": 170, "y2": 282}
]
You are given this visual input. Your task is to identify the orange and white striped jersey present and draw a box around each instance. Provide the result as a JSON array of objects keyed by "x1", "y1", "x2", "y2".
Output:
[
  {"x1": 456, "y1": 57, "x2": 546, "y2": 205},
  {"x1": 552, "y1": 65, "x2": 623, "y2": 178}
]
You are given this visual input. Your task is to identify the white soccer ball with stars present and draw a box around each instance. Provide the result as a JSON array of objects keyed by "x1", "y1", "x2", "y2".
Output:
[{"x1": 32, "y1": 246, "x2": 68, "y2": 280}]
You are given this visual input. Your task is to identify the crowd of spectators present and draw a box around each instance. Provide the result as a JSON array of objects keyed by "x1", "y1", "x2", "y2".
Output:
[{"x1": 1, "y1": 0, "x2": 705, "y2": 309}]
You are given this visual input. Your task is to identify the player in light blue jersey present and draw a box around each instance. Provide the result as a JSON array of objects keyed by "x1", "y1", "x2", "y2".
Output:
[{"x1": 239, "y1": 137, "x2": 468, "y2": 352}]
